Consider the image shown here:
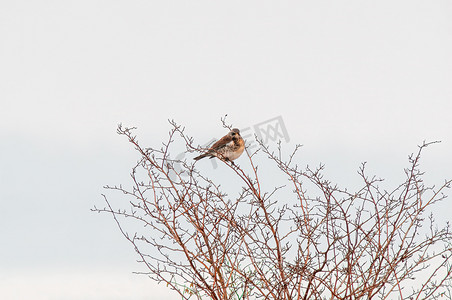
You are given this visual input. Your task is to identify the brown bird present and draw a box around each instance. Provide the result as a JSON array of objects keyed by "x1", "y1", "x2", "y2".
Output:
[{"x1": 194, "y1": 128, "x2": 245, "y2": 163}]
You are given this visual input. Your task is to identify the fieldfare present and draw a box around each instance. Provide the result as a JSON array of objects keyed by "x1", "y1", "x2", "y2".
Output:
[{"x1": 194, "y1": 128, "x2": 245, "y2": 163}]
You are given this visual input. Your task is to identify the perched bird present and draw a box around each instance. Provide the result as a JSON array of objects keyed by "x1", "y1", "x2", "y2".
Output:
[{"x1": 194, "y1": 128, "x2": 245, "y2": 163}]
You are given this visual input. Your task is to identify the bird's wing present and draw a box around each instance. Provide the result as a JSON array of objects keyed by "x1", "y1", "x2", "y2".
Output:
[{"x1": 209, "y1": 134, "x2": 233, "y2": 151}]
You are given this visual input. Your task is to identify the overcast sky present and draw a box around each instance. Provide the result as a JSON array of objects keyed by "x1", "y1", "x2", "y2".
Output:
[{"x1": 1, "y1": 1, "x2": 451, "y2": 299}]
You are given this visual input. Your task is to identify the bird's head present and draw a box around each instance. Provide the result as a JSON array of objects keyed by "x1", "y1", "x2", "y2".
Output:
[{"x1": 229, "y1": 128, "x2": 241, "y2": 138}]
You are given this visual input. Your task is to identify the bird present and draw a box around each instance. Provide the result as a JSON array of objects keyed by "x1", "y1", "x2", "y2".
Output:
[{"x1": 194, "y1": 128, "x2": 245, "y2": 163}]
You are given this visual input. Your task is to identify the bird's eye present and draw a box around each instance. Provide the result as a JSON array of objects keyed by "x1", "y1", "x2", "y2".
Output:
[{"x1": 231, "y1": 132, "x2": 235, "y2": 135}]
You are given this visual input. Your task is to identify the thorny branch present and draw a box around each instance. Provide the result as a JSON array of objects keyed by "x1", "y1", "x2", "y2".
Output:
[{"x1": 93, "y1": 123, "x2": 452, "y2": 300}]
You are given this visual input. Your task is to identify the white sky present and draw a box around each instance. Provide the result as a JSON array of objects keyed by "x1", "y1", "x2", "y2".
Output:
[{"x1": 1, "y1": 1, "x2": 451, "y2": 299}]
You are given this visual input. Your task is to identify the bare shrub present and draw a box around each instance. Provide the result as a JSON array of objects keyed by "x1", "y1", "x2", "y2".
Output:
[{"x1": 94, "y1": 121, "x2": 452, "y2": 300}]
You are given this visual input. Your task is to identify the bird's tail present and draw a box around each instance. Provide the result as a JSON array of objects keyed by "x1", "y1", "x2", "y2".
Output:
[{"x1": 194, "y1": 153, "x2": 209, "y2": 161}]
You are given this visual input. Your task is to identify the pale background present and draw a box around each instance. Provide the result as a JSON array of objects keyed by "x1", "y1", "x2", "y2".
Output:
[{"x1": 1, "y1": 1, "x2": 451, "y2": 299}]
